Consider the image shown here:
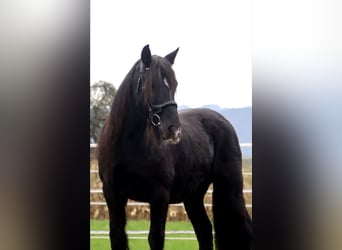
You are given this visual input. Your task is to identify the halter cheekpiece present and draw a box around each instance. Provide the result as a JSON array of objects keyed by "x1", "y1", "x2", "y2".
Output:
[{"x1": 136, "y1": 66, "x2": 177, "y2": 127}]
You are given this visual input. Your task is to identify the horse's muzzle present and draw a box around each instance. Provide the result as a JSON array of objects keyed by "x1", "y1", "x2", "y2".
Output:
[{"x1": 163, "y1": 127, "x2": 182, "y2": 144}]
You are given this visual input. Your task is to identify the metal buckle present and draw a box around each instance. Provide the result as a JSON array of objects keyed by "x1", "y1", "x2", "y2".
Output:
[{"x1": 150, "y1": 114, "x2": 161, "y2": 127}]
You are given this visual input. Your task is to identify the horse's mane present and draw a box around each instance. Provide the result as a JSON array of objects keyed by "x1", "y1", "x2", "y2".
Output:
[
  {"x1": 97, "y1": 55, "x2": 178, "y2": 178},
  {"x1": 97, "y1": 61, "x2": 138, "y2": 174}
]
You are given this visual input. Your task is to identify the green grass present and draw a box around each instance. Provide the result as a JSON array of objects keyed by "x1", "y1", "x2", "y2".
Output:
[
  {"x1": 91, "y1": 219, "x2": 200, "y2": 250},
  {"x1": 91, "y1": 219, "x2": 194, "y2": 231}
]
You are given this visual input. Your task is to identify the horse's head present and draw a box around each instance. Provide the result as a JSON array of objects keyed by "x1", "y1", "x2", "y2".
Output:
[{"x1": 134, "y1": 45, "x2": 181, "y2": 144}]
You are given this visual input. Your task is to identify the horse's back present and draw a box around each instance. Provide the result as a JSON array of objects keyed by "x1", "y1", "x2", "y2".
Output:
[
  {"x1": 179, "y1": 107, "x2": 242, "y2": 174},
  {"x1": 179, "y1": 108, "x2": 233, "y2": 127},
  {"x1": 179, "y1": 108, "x2": 240, "y2": 147}
]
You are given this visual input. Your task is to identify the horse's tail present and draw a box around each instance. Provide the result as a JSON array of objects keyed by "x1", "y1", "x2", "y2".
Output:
[{"x1": 211, "y1": 124, "x2": 252, "y2": 249}]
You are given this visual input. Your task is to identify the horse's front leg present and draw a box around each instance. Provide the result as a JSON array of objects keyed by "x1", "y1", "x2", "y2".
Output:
[
  {"x1": 102, "y1": 183, "x2": 128, "y2": 250},
  {"x1": 148, "y1": 188, "x2": 170, "y2": 250}
]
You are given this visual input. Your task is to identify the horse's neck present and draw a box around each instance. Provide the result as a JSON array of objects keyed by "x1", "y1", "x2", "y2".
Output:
[
  {"x1": 115, "y1": 99, "x2": 159, "y2": 150},
  {"x1": 121, "y1": 108, "x2": 150, "y2": 144}
]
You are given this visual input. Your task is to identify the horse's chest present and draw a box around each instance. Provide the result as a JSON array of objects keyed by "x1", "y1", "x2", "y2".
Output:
[{"x1": 114, "y1": 161, "x2": 175, "y2": 201}]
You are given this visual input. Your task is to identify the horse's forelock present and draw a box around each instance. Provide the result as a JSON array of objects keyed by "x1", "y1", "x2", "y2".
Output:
[{"x1": 142, "y1": 57, "x2": 177, "y2": 100}]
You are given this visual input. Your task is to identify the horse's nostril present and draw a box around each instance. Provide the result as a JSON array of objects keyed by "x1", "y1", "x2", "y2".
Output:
[
  {"x1": 168, "y1": 125, "x2": 176, "y2": 133},
  {"x1": 169, "y1": 125, "x2": 181, "y2": 136},
  {"x1": 169, "y1": 125, "x2": 181, "y2": 134}
]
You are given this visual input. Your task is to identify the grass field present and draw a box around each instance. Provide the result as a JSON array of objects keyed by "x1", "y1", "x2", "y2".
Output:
[{"x1": 91, "y1": 219, "x2": 201, "y2": 250}]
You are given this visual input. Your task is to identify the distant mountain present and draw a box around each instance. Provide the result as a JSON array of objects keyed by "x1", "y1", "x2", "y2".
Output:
[
  {"x1": 178, "y1": 105, "x2": 191, "y2": 110},
  {"x1": 178, "y1": 105, "x2": 252, "y2": 157}
]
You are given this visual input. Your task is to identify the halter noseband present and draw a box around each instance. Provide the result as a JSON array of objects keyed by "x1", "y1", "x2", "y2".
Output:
[
  {"x1": 136, "y1": 66, "x2": 177, "y2": 127},
  {"x1": 148, "y1": 101, "x2": 177, "y2": 126}
]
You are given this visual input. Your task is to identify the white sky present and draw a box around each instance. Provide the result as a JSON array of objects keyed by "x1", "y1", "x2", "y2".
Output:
[{"x1": 91, "y1": 0, "x2": 251, "y2": 108}]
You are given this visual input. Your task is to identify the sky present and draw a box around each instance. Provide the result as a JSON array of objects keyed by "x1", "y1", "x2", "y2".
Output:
[{"x1": 91, "y1": 0, "x2": 251, "y2": 108}]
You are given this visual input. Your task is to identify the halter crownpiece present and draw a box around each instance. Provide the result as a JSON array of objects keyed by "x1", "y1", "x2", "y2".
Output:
[{"x1": 136, "y1": 64, "x2": 150, "y2": 94}]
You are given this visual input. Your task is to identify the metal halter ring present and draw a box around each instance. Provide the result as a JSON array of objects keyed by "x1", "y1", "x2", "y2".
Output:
[{"x1": 150, "y1": 114, "x2": 161, "y2": 127}]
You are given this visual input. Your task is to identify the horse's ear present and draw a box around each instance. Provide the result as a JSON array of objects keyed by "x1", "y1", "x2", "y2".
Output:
[
  {"x1": 165, "y1": 47, "x2": 179, "y2": 65},
  {"x1": 141, "y1": 44, "x2": 152, "y2": 68}
]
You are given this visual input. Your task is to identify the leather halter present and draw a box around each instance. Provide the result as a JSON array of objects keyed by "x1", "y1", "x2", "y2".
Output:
[
  {"x1": 136, "y1": 67, "x2": 177, "y2": 127},
  {"x1": 148, "y1": 101, "x2": 177, "y2": 126}
]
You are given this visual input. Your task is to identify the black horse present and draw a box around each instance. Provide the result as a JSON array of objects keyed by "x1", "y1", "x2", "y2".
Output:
[{"x1": 98, "y1": 45, "x2": 252, "y2": 250}]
